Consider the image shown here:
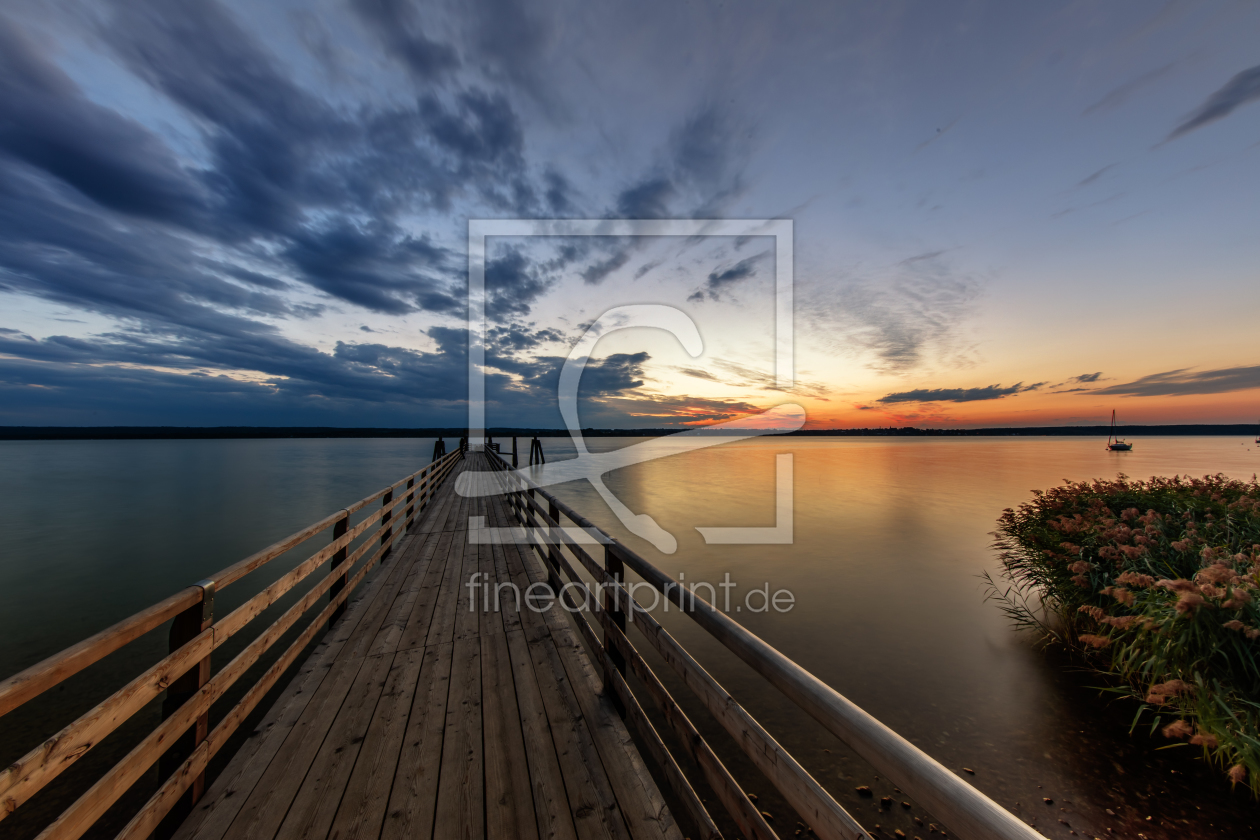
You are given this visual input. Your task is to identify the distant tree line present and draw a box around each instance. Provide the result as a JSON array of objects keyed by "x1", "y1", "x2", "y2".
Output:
[{"x1": 0, "y1": 424, "x2": 1255, "y2": 440}]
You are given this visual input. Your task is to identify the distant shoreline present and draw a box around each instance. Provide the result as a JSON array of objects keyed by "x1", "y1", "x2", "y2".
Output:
[{"x1": 0, "y1": 424, "x2": 1256, "y2": 440}]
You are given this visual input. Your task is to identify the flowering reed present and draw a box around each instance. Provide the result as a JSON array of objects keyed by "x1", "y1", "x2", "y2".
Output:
[{"x1": 985, "y1": 473, "x2": 1260, "y2": 795}]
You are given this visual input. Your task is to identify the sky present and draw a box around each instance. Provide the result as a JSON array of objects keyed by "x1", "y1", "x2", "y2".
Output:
[{"x1": 0, "y1": 0, "x2": 1258, "y2": 430}]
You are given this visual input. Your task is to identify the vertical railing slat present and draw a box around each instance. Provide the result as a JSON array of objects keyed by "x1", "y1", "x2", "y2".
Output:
[{"x1": 329, "y1": 510, "x2": 350, "y2": 625}]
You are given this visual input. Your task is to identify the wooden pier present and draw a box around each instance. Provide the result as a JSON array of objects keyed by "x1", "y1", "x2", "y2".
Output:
[
  {"x1": 0, "y1": 445, "x2": 1046, "y2": 840},
  {"x1": 175, "y1": 452, "x2": 677, "y2": 840}
]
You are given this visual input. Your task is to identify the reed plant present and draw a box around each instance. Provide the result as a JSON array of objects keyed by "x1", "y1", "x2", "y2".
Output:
[{"x1": 984, "y1": 473, "x2": 1260, "y2": 794}]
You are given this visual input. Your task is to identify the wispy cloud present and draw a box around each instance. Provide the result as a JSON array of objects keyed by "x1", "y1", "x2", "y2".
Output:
[
  {"x1": 1167, "y1": 65, "x2": 1260, "y2": 141},
  {"x1": 915, "y1": 119, "x2": 958, "y2": 152},
  {"x1": 687, "y1": 251, "x2": 769, "y2": 302},
  {"x1": 675, "y1": 366, "x2": 722, "y2": 383},
  {"x1": 581, "y1": 104, "x2": 754, "y2": 285},
  {"x1": 673, "y1": 360, "x2": 830, "y2": 400},
  {"x1": 813, "y1": 254, "x2": 982, "y2": 373},
  {"x1": 591, "y1": 392, "x2": 763, "y2": 425},
  {"x1": 1078, "y1": 164, "x2": 1118, "y2": 187},
  {"x1": 1084, "y1": 62, "x2": 1177, "y2": 115},
  {"x1": 1089, "y1": 365, "x2": 1260, "y2": 397},
  {"x1": 348, "y1": 0, "x2": 460, "y2": 82},
  {"x1": 1048, "y1": 371, "x2": 1106, "y2": 393},
  {"x1": 1051, "y1": 192, "x2": 1125, "y2": 218},
  {"x1": 877, "y1": 382, "x2": 1044, "y2": 404}
]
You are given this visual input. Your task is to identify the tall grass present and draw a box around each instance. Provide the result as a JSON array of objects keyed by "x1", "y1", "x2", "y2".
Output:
[{"x1": 985, "y1": 473, "x2": 1260, "y2": 794}]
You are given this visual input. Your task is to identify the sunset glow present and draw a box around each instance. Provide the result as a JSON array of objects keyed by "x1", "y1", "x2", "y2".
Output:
[{"x1": 0, "y1": 2, "x2": 1257, "y2": 429}]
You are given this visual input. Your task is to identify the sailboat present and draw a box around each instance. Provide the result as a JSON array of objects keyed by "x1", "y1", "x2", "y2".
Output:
[{"x1": 1107, "y1": 410, "x2": 1133, "y2": 451}]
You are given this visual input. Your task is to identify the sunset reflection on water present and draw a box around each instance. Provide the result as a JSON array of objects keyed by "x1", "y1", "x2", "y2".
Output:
[{"x1": 540, "y1": 435, "x2": 1260, "y2": 839}]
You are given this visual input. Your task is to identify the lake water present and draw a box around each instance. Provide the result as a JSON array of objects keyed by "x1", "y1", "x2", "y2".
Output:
[{"x1": 2, "y1": 435, "x2": 1258, "y2": 839}]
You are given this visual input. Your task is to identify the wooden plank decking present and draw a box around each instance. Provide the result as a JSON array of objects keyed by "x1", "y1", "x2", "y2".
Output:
[{"x1": 173, "y1": 453, "x2": 681, "y2": 840}]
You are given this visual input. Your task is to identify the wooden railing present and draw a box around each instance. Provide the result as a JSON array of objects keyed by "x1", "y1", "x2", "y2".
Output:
[
  {"x1": 0, "y1": 448, "x2": 463, "y2": 840},
  {"x1": 484, "y1": 448, "x2": 1044, "y2": 840}
]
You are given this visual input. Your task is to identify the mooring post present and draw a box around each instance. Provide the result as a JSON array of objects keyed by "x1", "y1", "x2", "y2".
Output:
[
  {"x1": 511, "y1": 435, "x2": 518, "y2": 467},
  {"x1": 330, "y1": 510, "x2": 350, "y2": 625},
  {"x1": 602, "y1": 545, "x2": 627, "y2": 716},
  {"x1": 381, "y1": 488, "x2": 394, "y2": 560},
  {"x1": 161, "y1": 578, "x2": 214, "y2": 811},
  {"x1": 432, "y1": 436, "x2": 445, "y2": 462}
]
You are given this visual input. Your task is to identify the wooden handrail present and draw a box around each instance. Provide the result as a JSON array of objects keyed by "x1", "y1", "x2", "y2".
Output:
[
  {"x1": 599, "y1": 616, "x2": 777, "y2": 840},
  {"x1": 526, "y1": 526, "x2": 755, "y2": 840},
  {"x1": 0, "y1": 448, "x2": 462, "y2": 837},
  {"x1": 500, "y1": 477, "x2": 870, "y2": 838},
  {"x1": 0, "y1": 588, "x2": 202, "y2": 718},
  {"x1": 597, "y1": 649, "x2": 722, "y2": 840},
  {"x1": 602, "y1": 581, "x2": 869, "y2": 840},
  {"x1": 211, "y1": 489, "x2": 412, "y2": 646},
  {"x1": 486, "y1": 448, "x2": 1044, "y2": 840},
  {"x1": 111, "y1": 512, "x2": 419, "y2": 840},
  {"x1": 0, "y1": 629, "x2": 213, "y2": 813},
  {"x1": 506, "y1": 525, "x2": 725, "y2": 840},
  {"x1": 487, "y1": 461, "x2": 867, "y2": 840},
  {"x1": 212, "y1": 456, "x2": 449, "y2": 590},
  {"x1": 33, "y1": 515, "x2": 414, "y2": 840}
]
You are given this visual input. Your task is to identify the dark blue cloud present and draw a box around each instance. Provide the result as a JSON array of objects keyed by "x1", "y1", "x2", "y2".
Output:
[
  {"x1": 489, "y1": 324, "x2": 563, "y2": 350},
  {"x1": 1168, "y1": 65, "x2": 1260, "y2": 141},
  {"x1": 615, "y1": 178, "x2": 675, "y2": 219},
  {"x1": 581, "y1": 104, "x2": 753, "y2": 285},
  {"x1": 689, "y1": 252, "x2": 768, "y2": 302},
  {"x1": 283, "y1": 220, "x2": 460, "y2": 315},
  {"x1": 484, "y1": 248, "x2": 555, "y2": 318},
  {"x1": 0, "y1": 15, "x2": 207, "y2": 224},
  {"x1": 877, "y1": 382, "x2": 1044, "y2": 404},
  {"x1": 0, "y1": 1, "x2": 758, "y2": 428},
  {"x1": 0, "y1": 0, "x2": 557, "y2": 338},
  {"x1": 349, "y1": 0, "x2": 460, "y2": 82},
  {"x1": 1089, "y1": 365, "x2": 1260, "y2": 397},
  {"x1": 463, "y1": 0, "x2": 553, "y2": 100},
  {"x1": 541, "y1": 169, "x2": 576, "y2": 214}
]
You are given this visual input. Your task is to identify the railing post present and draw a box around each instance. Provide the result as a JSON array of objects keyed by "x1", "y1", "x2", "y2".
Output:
[
  {"x1": 546, "y1": 501, "x2": 564, "y2": 592},
  {"x1": 603, "y1": 546, "x2": 627, "y2": 716},
  {"x1": 405, "y1": 477, "x2": 415, "y2": 525},
  {"x1": 330, "y1": 510, "x2": 350, "y2": 625},
  {"x1": 161, "y1": 578, "x2": 214, "y2": 810},
  {"x1": 511, "y1": 435, "x2": 518, "y2": 467},
  {"x1": 524, "y1": 487, "x2": 537, "y2": 531},
  {"x1": 526, "y1": 487, "x2": 545, "y2": 583},
  {"x1": 381, "y1": 488, "x2": 394, "y2": 560}
]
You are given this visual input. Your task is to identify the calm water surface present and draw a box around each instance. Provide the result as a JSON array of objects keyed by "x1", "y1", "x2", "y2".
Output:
[{"x1": 2, "y1": 435, "x2": 1258, "y2": 839}]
